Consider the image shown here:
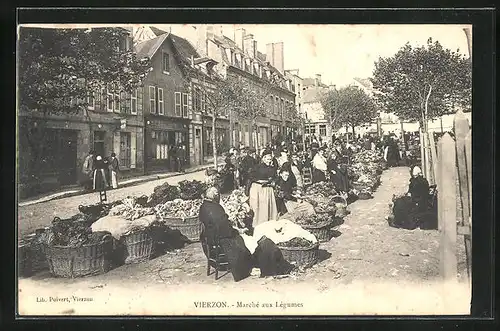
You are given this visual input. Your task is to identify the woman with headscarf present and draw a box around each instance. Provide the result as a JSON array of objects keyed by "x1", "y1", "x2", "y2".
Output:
[
  {"x1": 247, "y1": 149, "x2": 279, "y2": 226},
  {"x1": 384, "y1": 136, "x2": 401, "y2": 167},
  {"x1": 289, "y1": 153, "x2": 304, "y2": 189},
  {"x1": 327, "y1": 151, "x2": 349, "y2": 194},
  {"x1": 407, "y1": 166, "x2": 430, "y2": 216},
  {"x1": 93, "y1": 155, "x2": 109, "y2": 191},
  {"x1": 311, "y1": 147, "x2": 328, "y2": 183}
]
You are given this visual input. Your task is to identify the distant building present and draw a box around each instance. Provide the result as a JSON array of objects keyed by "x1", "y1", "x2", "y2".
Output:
[{"x1": 299, "y1": 74, "x2": 332, "y2": 144}]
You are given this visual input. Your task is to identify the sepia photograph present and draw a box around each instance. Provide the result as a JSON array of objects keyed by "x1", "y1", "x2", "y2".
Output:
[{"x1": 17, "y1": 22, "x2": 473, "y2": 316}]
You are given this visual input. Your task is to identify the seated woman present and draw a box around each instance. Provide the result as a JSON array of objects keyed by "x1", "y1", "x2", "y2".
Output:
[
  {"x1": 199, "y1": 187, "x2": 291, "y2": 281},
  {"x1": 275, "y1": 168, "x2": 315, "y2": 222},
  {"x1": 327, "y1": 151, "x2": 349, "y2": 194},
  {"x1": 311, "y1": 148, "x2": 328, "y2": 183}
]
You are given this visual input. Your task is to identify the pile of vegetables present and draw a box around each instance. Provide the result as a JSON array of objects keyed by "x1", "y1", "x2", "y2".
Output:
[
  {"x1": 155, "y1": 198, "x2": 203, "y2": 220},
  {"x1": 178, "y1": 180, "x2": 207, "y2": 200},
  {"x1": 294, "y1": 212, "x2": 332, "y2": 228},
  {"x1": 220, "y1": 189, "x2": 253, "y2": 229},
  {"x1": 40, "y1": 215, "x2": 112, "y2": 248},
  {"x1": 347, "y1": 150, "x2": 385, "y2": 199},
  {"x1": 147, "y1": 182, "x2": 180, "y2": 207},
  {"x1": 277, "y1": 237, "x2": 315, "y2": 248},
  {"x1": 108, "y1": 197, "x2": 155, "y2": 221},
  {"x1": 305, "y1": 181, "x2": 338, "y2": 197}
]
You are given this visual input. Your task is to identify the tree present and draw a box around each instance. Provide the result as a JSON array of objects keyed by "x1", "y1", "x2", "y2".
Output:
[
  {"x1": 183, "y1": 62, "x2": 241, "y2": 167},
  {"x1": 18, "y1": 27, "x2": 151, "y2": 115},
  {"x1": 370, "y1": 38, "x2": 471, "y2": 131},
  {"x1": 231, "y1": 72, "x2": 285, "y2": 148},
  {"x1": 18, "y1": 27, "x2": 151, "y2": 187},
  {"x1": 321, "y1": 86, "x2": 377, "y2": 136}
]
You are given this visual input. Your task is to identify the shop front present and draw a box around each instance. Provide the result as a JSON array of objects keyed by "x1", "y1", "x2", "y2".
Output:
[
  {"x1": 145, "y1": 117, "x2": 190, "y2": 173},
  {"x1": 202, "y1": 117, "x2": 230, "y2": 159}
]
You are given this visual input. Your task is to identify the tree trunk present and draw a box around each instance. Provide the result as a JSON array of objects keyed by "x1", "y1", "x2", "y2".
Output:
[
  {"x1": 212, "y1": 115, "x2": 217, "y2": 168},
  {"x1": 352, "y1": 124, "x2": 356, "y2": 137},
  {"x1": 254, "y1": 120, "x2": 259, "y2": 150}
]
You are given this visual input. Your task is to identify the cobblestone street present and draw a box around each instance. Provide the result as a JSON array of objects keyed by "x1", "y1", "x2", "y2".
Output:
[
  {"x1": 17, "y1": 170, "x2": 205, "y2": 237},
  {"x1": 18, "y1": 167, "x2": 470, "y2": 315}
]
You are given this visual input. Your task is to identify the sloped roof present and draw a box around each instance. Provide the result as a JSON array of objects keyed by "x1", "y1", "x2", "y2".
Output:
[
  {"x1": 353, "y1": 77, "x2": 374, "y2": 90},
  {"x1": 135, "y1": 33, "x2": 169, "y2": 59},
  {"x1": 301, "y1": 86, "x2": 329, "y2": 103},
  {"x1": 134, "y1": 32, "x2": 200, "y2": 63},
  {"x1": 169, "y1": 33, "x2": 200, "y2": 63},
  {"x1": 150, "y1": 26, "x2": 168, "y2": 36}
]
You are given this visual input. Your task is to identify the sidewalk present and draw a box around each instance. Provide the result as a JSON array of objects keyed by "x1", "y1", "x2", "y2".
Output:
[{"x1": 18, "y1": 163, "x2": 220, "y2": 208}]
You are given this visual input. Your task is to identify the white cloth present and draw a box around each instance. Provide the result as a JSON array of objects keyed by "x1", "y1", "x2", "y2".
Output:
[
  {"x1": 240, "y1": 233, "x2": 258, "y2": 254},
  {"x1": 253, "y1": 219, "x2": 318, "y2": 245},
  {"x1": 91, "y1": 215, "x2": 157, "y2": 240},
  {"x1": 384, "y1": 146, "x2": 389, "y2": 161},
  {"x1": 111, "y1": 170, "x2": 118, "y2": 189},
  {"x1": 290, "y1": 164, "x2": 303, "y2": 188},
  {"x1": 312, "y1": 154, "x2": 327, "y2": 172}
]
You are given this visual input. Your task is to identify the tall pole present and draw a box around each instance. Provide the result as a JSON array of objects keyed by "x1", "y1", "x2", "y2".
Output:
[{"x1": 463, "y1": 27, "x2": 472, "y2": 61}]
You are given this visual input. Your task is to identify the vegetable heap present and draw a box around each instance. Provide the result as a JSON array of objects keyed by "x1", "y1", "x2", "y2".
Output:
[
  {"x1": 43, "y1": 214, "x2": 111, "y2": 247},
  {"x1": 220, "y1": 189, "x2": 253, "y2": 229},
  {"x1": 294, "y1": 212, "x2": 332, "y2": 228},
  {"x1": 305, "y1": 181, "x2": 338, "y2": 197},
  {"x1": 108, "y1": 196, "x2": 155, "y2": 221},
  {"x1": 155, "y1": 198, "x2": 203, "y2": 221},
  {"x1": 303, "y1": 195, "x2": 338, "y2": 215},
  {"x1": 277, "y1": 237, "x2": 315, "y2": 248},
  {"x1": 348, "y1": 150, "x2": 385, "y2": 199},
  {"x1": 147, "y1": 182, "x2": 180, "y2": 207},
  {"x1": 178, "y1": 180, "x2": 207, "y2": 200}
]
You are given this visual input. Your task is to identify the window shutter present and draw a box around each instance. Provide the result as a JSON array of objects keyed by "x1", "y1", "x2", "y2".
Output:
[
  {"x1": 130, "y1": 131, "x2": 137, "y2": 169},
  {"x1": 137, "y1": 87, "x2": 143, "y2": 113}
]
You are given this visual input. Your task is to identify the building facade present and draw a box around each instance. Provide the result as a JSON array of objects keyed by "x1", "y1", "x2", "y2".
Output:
[
  {"x1": 187, "y1": 26, "x2": 297, "y2": 149},
  {"x1": 18, "y1": 27, "x2": 145, "y2": 198}
]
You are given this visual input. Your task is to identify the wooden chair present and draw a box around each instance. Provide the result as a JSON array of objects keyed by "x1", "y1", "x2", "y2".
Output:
[{"x1": 200, "y1": 224, "x2": 229, "y2": 280}]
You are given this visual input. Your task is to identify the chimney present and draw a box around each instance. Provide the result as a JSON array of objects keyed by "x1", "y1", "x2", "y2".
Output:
[
  {"x1": 234, "y1": 28, "x2": 246, "y2": 51},
  {"x1": 266, "y1": 43, "x2": 274, "y2": 66},
  {"x1": 206, "y1": 25, "x2": 214, "y2": 39},
  {"x1": 243, "y1": 34, "x2": 256, "y2": 58},
  {"x1": 272, "y1": 42, "x2": 284, "y2": 74},
  {"x1": 315, "y1": 74, "x2": 322, "y2": 86}
]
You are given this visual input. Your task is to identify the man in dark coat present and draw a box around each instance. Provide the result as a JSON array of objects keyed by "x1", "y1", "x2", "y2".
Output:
[
  {"x1": 239, "y1": 147, "x2": 257, "y2": 188},
  {"x1": 199, "y1": 187, "x2": 254, "y2": 282}
]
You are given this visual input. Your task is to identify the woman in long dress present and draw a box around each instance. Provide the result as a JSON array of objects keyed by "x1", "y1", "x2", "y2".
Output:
[
  {"x1": 93, "y1": 155, "x2": 109, "y2": 191},
  {"x1": 311, "y1": 148, "x2": 328, "y2": 183},
  {"x1": 247, "y1": 149, "x2": 279, "y2": 226},
  {"x1": 327, "y1": 151, "x2": 349, "y2": 194}
]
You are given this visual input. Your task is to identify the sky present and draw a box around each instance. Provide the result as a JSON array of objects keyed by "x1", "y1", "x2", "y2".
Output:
[
  {"x1": 165, "y1": 24, "x2": 471, "y2": 87},
  {"x1": 21, "y1": 23, "x2": 471, "y2": 88}
]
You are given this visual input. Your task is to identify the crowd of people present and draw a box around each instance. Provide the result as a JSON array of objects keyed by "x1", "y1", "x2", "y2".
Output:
[{"x1": 80, "y1": 151, "x2": 121, "y2": 192}]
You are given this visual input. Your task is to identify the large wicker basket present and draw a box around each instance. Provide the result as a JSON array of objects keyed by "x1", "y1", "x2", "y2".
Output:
[
  {"x1": 279, "y1": 242, "x2": 320, "y2": 268},
  {"x1": 121, "y1": 229, "x2": 154, "y2": 264},
  {"x1": 45, "y1": 234, "x2": 113, "y2": 278},
  {"x1": 162, "y1": 215, "x2": 201, "y2": 242},
  {"x1": 301, "y1": 221, "x2": 334, "y2": 243},
  {"x1": 19, "y1": 230, "x2": 50, "y2": 276}
]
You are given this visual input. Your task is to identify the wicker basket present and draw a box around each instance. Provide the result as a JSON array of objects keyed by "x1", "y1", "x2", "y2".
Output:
[
  {"x1": 18, "y1": 243, "x2": 30, "y2": 277},
  {"x1": 162, "y1": 215, "x2": 201, "y2": 242},
  {"x1": 301, "y1": 220, "x2": 334, "y2": 243},
  {"x1": 279, "y1": 242, "x2": 320, "y2": 268},
  {"x1": 121, "y1": 229, "x2": 154, "y2": 264},
  {"x1": 45, "y1": 234, "x2": 113, "y2": 278},
  {"x1": 21, "y1": 230, "x2": 50, "y2": 275}
]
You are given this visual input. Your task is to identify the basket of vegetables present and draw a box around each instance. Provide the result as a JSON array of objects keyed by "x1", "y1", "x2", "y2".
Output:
[
  {"x1": 295, "y1": 213, "x2": 334, "y2": 243},
  {"x1": 18, "y1": 228, "x2": 51, "y2": 276},
  {"x1": 155, "y1": 199, "x2": 203, "y2": 242},
  {"x1": 44, "y1": 217, "x2": 114, "y2": 278},
  {"x1": 277, "y1": 238, "x2": 319, "y2": 268},
  {"x1": 331, "y1": 195, "x2": 349, "y2": 218}
]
